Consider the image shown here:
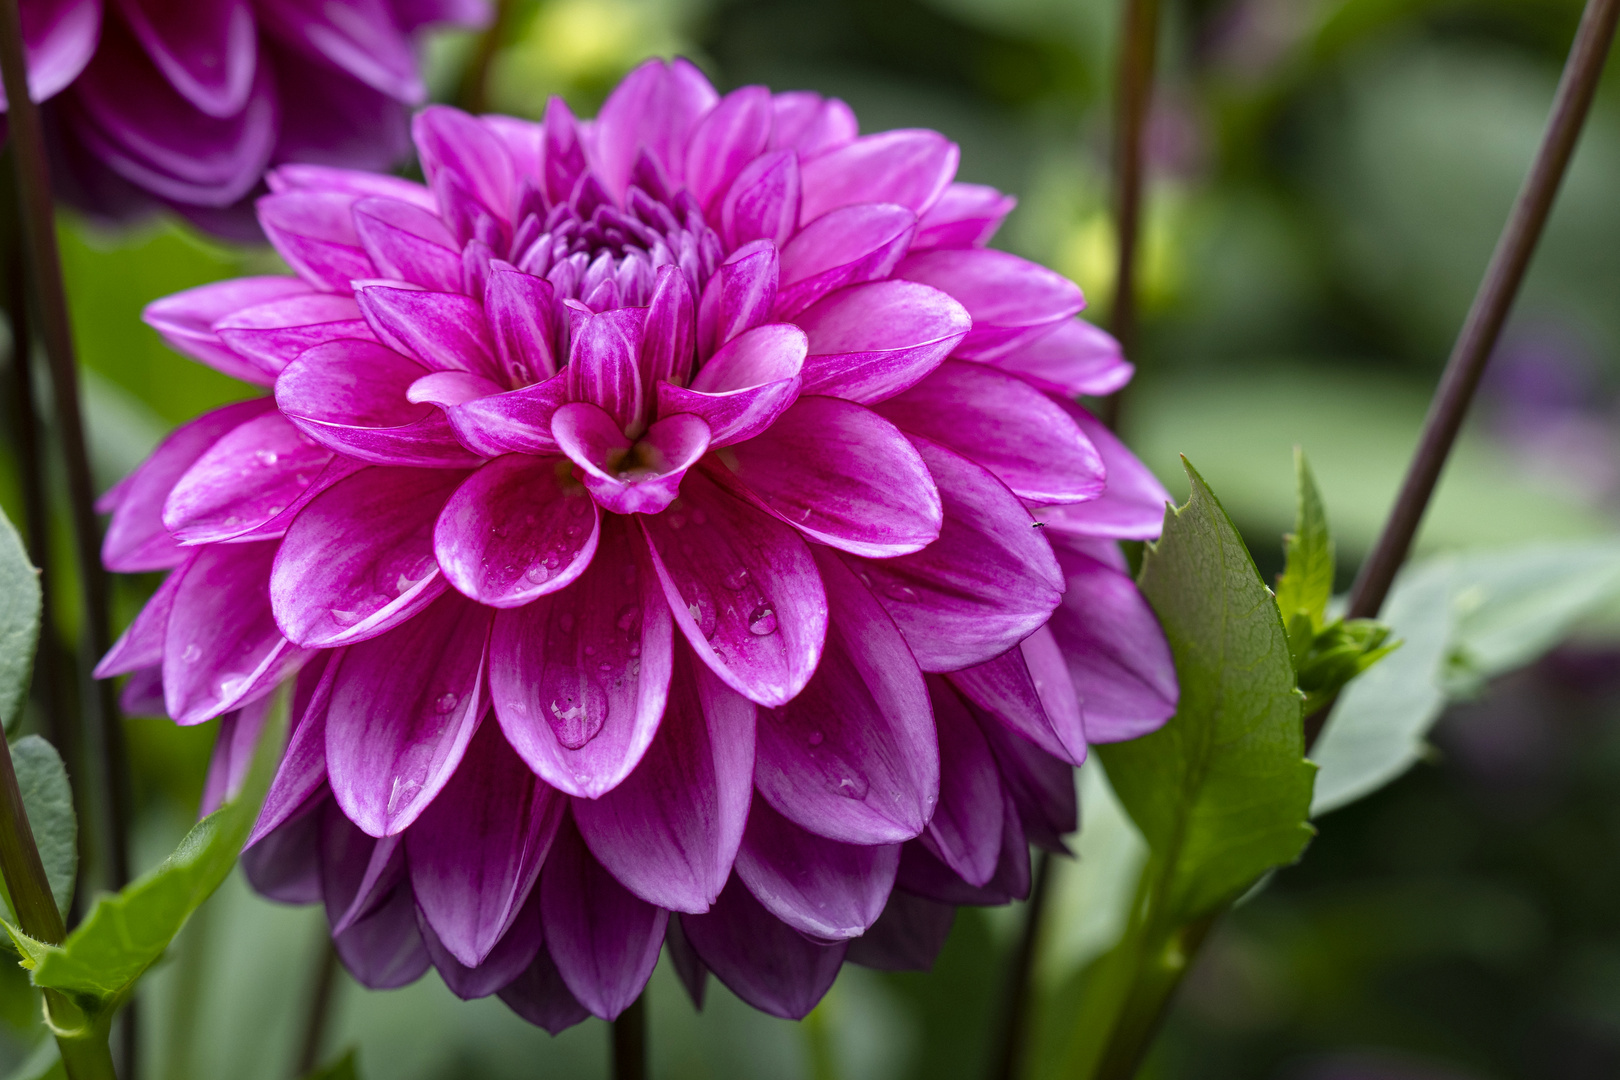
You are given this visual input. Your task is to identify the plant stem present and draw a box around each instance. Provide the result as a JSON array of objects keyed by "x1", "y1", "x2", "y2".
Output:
[
  {"x1": 612, "y1": 995, "x2": 647, "y2": 1080},
  {"x1": 0, "y1": 0, "x2": 130, "y2": 902},
  {"x1": 1346, "y1": 0, "x2": 1620, "y2": 622},
  {"x1": 1099, "y1": 0, "x2": 1161, "y2": 432},
  {"x1": 987, "y1": 849, "x2": 1052, "y2": 1080},
  {"x1": 293, "y1": 935, "x2": 340, "y2": 1078},
  {"x1": 456, "y1": 0, "x2": 516, "y2": 114}
]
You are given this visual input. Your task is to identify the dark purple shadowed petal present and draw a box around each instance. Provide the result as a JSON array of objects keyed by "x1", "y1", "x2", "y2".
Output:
[
  {"x1": 684, "y1": 84, "x2": 772, "y2": 214},
  {"x1": 989, "y1": 318, "x2": 1133, "y2": 398},
  {"x1": 353, "y1": 196, "x2": 462, "y2": 292},
  {"x1": 434, "y1": 454, "x2": 601, "y2": 608},
  {"x1": 919, "y1": 678, "x2": 1005, "y2": 887},
  {"x1": 640, "y1": 471, "x2": 827, "y2": 708},
  {"x1": 851, "y1": 438, "x2": 1064, "y2": 672},
  {"x1": 753, "y1": 547, "x2": 936, "y2": 844},
  {"x1": 265, "y1": 54, "x2": 412, "y2": 180},
  {"x1": 774, "y1": 203, "x2": 916, "y2": 318},
  {"x1": 3, "y1": 0, "x2": 99, "y2": 108},
  {"x1": 945, "y1": 627, "x2": 1085, "y2": 764},
  {"x1": 324, "y1": 591, "x2": 492, "y2": 836},
  {"x1": 445, "y1": 370, "x2": 571, "y2": 457},
  {"x1": 275, "y1": 340, "x2": 479, "y2": 467},
  {"x1": 735, "y1": 794, "x2": 900, "y2": 941},
  {"x1": 844, "y1": 890, "x2": 955, "y2": 972},
  {"x1": 498, "y1": 942, "x2": 592, "y2": 1035},
  {"x1": 717, "y1": 395, "x2": 941, "y2": 558},
  {"x1": 356, "y1": 283, "x2": 500, "y2": 381},
  {"x1": 911, "y1": 182, "x2": 1016, "y2": 251},
  {"x1": 1035, "y1": 402, "x2": 1171, "y2": 541},
  {"x1": 257, "y1": 190, "x2": 376, "y2": 291},
  {"x1": 540, "y1": 818, "x2": 669, "y2": 1021},
  {"x1": 798, "y1": 130, "x2": 958, "y2": 224},
  {"x1": 553, "y1": 404, "x2": 710, "y2": 516},
  {"x1": 896, "y1": 788, "x2": 1030, "y2": 906},
  {"x1": 143, "y1": 277, "x2": 312, "y2": 385},
  {"x1": 592, "y1": 57, "x2": 718, "y2": 200},
  {"x1": 665, "y1": 916, "x2": 709, "y2": 1009},
  {"x1": 119, "y1": 666, "x2": 166, "y2": 717},
  {"x1": 163, "y1": 412, "x2": 333, "y2": 545},
  {"x1": 163, "y1": 541, "x2": 308, "y2": 725},
  {"x1": 1045, "y1": 533, "x2": 1178, "y2": 743},
  {"x1": 720, "y1": 149, "x2": 799, "y2": 251},
  {"x1": 258, "y1": 0, "x2": 424, "y2": 103},
  {"x1": 573, "y1": 643, "x2": 754, "y2": 914},
  {"x1": 407, "y1": 719, "x2": 566, "y2": 966},
  {"x1": 420, "y1": 884, "x2": 545, "y2": 1000},
  {"x1": 241, "y1": 791, "x2": 325, "y2": 904},
  {"x1": 875, "y1": 360, "x2": 1105, "y2": 505},
  {"x1": 796, "y1": 280, "x2": 969, "y2": 404},
  {"x1": 332, "y1": 883, "x2": 432, "y2": 990},
  {"x1": 212, "y1": 293, "x2": 376, "y2": 381},
  {"x1": 248, "y1": 652, "x2": 339, "y2": 846},
  {"x1": 679, "y1": 876, "x2": 847, "y2": 1020},
  {"x1": 655, "y1": 323, "x2": 805, "y2": 447},
  {"x1": 490, "y1": 516, "x2": 674, "y2": 799},
  {"x1": 896, "y1": 248, "x2": 1084, "y2": 362},
  {"x1": 271, "y1": 465, "x2": 464, "y2": 648},
  {"x1": 103, "y1": 398, "x2": 274, "y2": 573},
  {"x1": 975, "y1": 708, "x2": 1078, "y2": 853},
  {"x1": 319, "y1": 796, "x2": 403, "y2": 933},
  {"x1": 199, "y1": 693, "x2": 272, "y2": 816}
]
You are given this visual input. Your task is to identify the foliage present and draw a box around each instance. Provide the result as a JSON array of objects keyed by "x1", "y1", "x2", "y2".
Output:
[{"x1": 0, "y1": 511, "x2": 39, "y2": 738}]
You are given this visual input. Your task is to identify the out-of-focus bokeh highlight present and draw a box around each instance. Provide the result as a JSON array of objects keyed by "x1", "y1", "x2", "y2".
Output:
[{"x1": 2, "y1": 0, "x2": 1618, "y2": 1076}]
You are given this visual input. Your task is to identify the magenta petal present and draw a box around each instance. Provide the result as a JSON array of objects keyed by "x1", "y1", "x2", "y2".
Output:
[
  {"x1": 565, "y1": 307, "x2": 645, "y2": 434},
  {"x1": 266, "y1": 165, "x2": 437, "y2": 210},
  {"x1": 990, "y1": 318, "x2": 1133, "y2": 398},
  {"x1": 434, "y1": 455, "x2": 600, "y2": 608},
  {"x1": 119, "y1": 666, "x2": 166, "y2": 717},
  {"x1": 420, "y1": 885, "x2": 546, "y2": 1000},
  {"x1": 103, "y1": 398, "x2": 274, "y2": 573},
  {"x1": 696, "y1": 240, "x2": 779, "y2": 355},
  {"x1": 573, "y1": 644, "x2": 754, "y2": 914},
  {"x1": 227, "y1": 455, "x2": 366, "y2": 545},
  {"x1": 485, "y1": 264, "x2": 562, "y2": 387},
  {"x1": 735, "y1": 795, "x2": 900, "y2": 941},
  {"x1": 977, "y1": 711, "x2": 1078, "y2": 852},
  {"x1": 852, "y1": 439, "x2": 1063, "y2": 672},
  {"x1": 593, "y1": 57, "x2": 718, "y2": 200},
  {"x1": 276, "y1": 340, "x2": 479, "y2": 468},
  {"x1": 945, "y1": 628, "x2": 1085, "y2": 764},
  {"x1": 258, "y1": 0, "x2": 423, "y2": 101},
  {"x1": 356, "y1": 283, "x2": 500, "y2": 381},
  {"x1": 770, "y1": 92, "x2": 857, "y2": 156},
  {"x1": 242, "y1": 794, "x2": 324, "y2": 904},
  {"x1": 5, "y1": 0, "x2": 98, "y2": 107},
  {"x1": 489, "y1": 516, "x2": 674, "y2": 798},
  {"x1": 212, "y1": 293, "x2": 376, "y2": 380},
  {"x1": 248, "y1": 654, "x2": 338, "y2": 847},
  {"x1": 912, "y1": 182, "x2": 1016, "y2": 251},
  {"x1": 540, "y1": 818, "x2": 669, "y2": 1021},
  {"x1": 665, "y1": 917, "x2": 709, "y2": 1008},
  {"x1": 353, "y1": 197, "x2": 463, "y2": 293},
  {"x1": 163, "y1": 542, "x2": 308, "y2": 725},
  {"x1": 896, "y1": 789, "x2": 1030, "y2": 906},
  {"x1": 845, "y1": 891, "x2": 955, "y2": 972},
  {"x1": 720, "y1": 149, "x2": 800, "y2": 250},
  {"x1": 799, "y1": 130, "x2": 958, "y2": 224},
  {"x1": 407, "y1": 720, "x2": 566, "y2": 966},
  {"x1": 875, "y1": 360, "x2": 1105, "y2": 505},
  {"x1": 553, "y1": 404, "x2": 710, "y2": 516},
  {"x1": 684, "y1": 84, "x2": 773, "y2": 213},
  {"x1": 797, "y1": 280, "x2": 970, "y2": 404},
  {"x1": 333, "y1": 884, "x2": 431, "y2": 990},
  {"x1": 719, "y1": 395, "x2": 940, "y2": 558},
  {"x1": 1036, "y1": 403, "x2": 1171, "y2": 541},
  {"x1": 163, "y1": 412, "x2": 333, "y2": 545},
  {"x1": 919, "y1": 679, "x2": 1005, "y2": 887},
  {"x1": 199, "y1": 694, "x2": 272, "y2": 816},
  {"x1": 446, "y1": 370, "x2": 571, "y2": 457},
  {"x1": 408, "y1": 371, "x2": 503, "y2": 407},
  {"x1": 641, "y1": 471, "x2": 826, "y2": 708},
  {"x1": 324, "y1": 591, "x2": 492, "y2": 836},
  {"x1": 498, "y1": 944, "x2": 591, "y2": 1034},
  {"x1": 414, "y1": 105, "x2": 515, "y2": 230},
  {"x1": 896, "y1": 248, "x2": 1084, "y2": 362},
  {"x1": 257, "y1": 191, "x2": 377, "y2": 292},
  {"x1": 680, "y1": 876, "x2": 846, "y2": 1020},
  {"x1": 753, "y1": 548, "x2": 936, "y2": 844},
  {"x1": 655, "y1": 323, "x2": 805, "y2": 447},
  {"x1": 641, "y1": 265, "x2": 696, "y2": 390},
  {"x1": 143, "y1": 277, "x2": 312, "y2": 385},
  {"x1": 775, "y1": 203, "x2": 916, "y2": 318},
  {"x1": 96, "y1": 557, "x2": 190, "y2": 678},
  {"x1": 271, "y1": 466, "x2": 463, "y2": 648},
  {"x1": 1045, "y1": 533, "x2": 1178, "y2": 743}
]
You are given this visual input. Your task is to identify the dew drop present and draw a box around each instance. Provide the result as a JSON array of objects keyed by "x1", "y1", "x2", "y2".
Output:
[
  {"x1": 526, "y1": 564, "x2": 551, "y2": 583},
  {"x1": 546, "y1": 683, "x2": 608, "y2": 750},
  {"x1": 435, "y1": 692, "x2": 459, "y2": 714},
  {"x1": 181, "y1": 644, "x2": 202, "y2": 663},
  {"x1": 690, "y1": 508, "x2": 708, "y2": 526},
  {"x1": 883, "y1": 583, "x2": 919, "y2": 604},
  {"x1": 722, "y1": 567, "x2": 751, "y2": 591},
  {"x1": 544, "y1": 553, "x2": 562, "y2": 569},
  {"x1": 684, "y1": 584, "x2": 717, "y2": 636},
  {"x1": 747, "y1": 603, "x2": 778, "y2": 636},
  {"x1": 807, "y1": 730, "x2": 824, "y2": 747},
  {"x1": 615, "y1": 604, "x2": 640, "y2": 635}
]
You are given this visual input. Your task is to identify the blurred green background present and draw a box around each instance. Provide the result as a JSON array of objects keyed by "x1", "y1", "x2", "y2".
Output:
[{"x1": 3, "y1": 0, "x2": 1620, "y2": 1077}]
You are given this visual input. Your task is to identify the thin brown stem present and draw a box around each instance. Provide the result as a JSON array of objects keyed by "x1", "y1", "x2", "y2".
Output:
[
  {"x1": 1099, "y1": 0, "x2": 1161, "y2": 432},
  {"x1": 612, "y1": 995, "x2": 647, "y2": 1080},
  {"x1": 987, "y1": 849, "x2": 1053, "y2": 1080},
  {"x1": 293, "y1": 935, "x2": 340, "y2": 1078},
  {"x1": 1346, "y1": 0, "x2": 1620, "y2": 621}
]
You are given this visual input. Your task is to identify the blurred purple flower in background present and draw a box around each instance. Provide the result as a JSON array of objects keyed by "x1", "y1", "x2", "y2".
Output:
[
  {"x1": 95, "y1": 58, "x2": 1178, "y2": 1028},
  {"x1": 2, "y1": 0, "x2": 488, "y2": 237}
]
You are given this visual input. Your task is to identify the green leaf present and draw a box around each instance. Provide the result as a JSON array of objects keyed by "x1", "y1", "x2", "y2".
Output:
[
  {"x1": 2, "y1": 1039, "x2": 64, "y2": 1080},
  {"x1": 1100, "y1": 458, "x2": 1317, "y2": 923},
  {"x1": 0, "y1": 509, "x2": 41, "y2": 737},
  {"x1": 303, "y1": 1050, "x2": 359, "y2": 1080},
  {"x1": 1275, "y1": 448, "x2": 1335, "y2": 656},
  {"x1": 21, "y1": 690, "x2": 286, "y2": 1013},
  {"x1": 8, "y1": 738, "x2": 76, "y2": 918}
]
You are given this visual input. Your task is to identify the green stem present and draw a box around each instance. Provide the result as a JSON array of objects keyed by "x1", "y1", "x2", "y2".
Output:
[
  {"x1": 45, "y1": 991, "x2": 117, "y2": 1080},
  {"x1": 611, "y1": 995, "x2": 647, "y2": 1080},
  {"x1": 986, "y1": 849, "x2": 1052, "y2": 1080}
]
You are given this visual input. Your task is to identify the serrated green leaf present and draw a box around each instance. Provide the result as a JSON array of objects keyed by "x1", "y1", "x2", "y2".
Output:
[
  {"x1": 23, "y1": 690, "x2": 286, "y2": 1011},
  {"x1": 7, "y1": 739, "x2": 76, "y2": 919},
  {"x1": 1100, "y1": 458, "x2": 1317, "y2": 923},
  {"x1": 0, "y1": 510, "x2": 41, "y2": 737},
  {"x1": 1275, "y1": 448, "x2": 1334, "y2": 653},
  {"x1": 303, "y1": 1049, "x2": 359, "y2": 1080}
]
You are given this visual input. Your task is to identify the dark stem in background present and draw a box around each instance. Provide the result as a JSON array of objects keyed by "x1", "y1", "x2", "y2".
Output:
[
  {"x1": 293, "y1": 935, "x2": 340, "y2": 1078},
  {"x1": 457, "y1": 0, "x2": 517, "y2": 114},
  {"x1": 988, "y1": 850, "x2": 1053, "y2": 1080},
  {"x1": 1345, "y1": 0, "x2": 1620, "y2": 623},
  {"x1": 1099, "y1": 0, "x2": 1161, "y2": 432},
  {"x1": 612, "y1": 995, "x2": 647, "y2": 1080}
]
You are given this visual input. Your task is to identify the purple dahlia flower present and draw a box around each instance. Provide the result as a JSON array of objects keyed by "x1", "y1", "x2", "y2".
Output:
[
  {"x1": 96, "y1": 58, "x2": 1178, "y2": 1025},
  {"x1": 5, "y1": 0, "x2": 487, "y2": 235}
]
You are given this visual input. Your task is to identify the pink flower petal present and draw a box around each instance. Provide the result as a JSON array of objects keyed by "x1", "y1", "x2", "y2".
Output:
[
  {"x1": 257, "y1": 191, "x2": 377, "y2": 292},
  {"x1": 445, "y1": 370, "x2": 571, "y2": 457},
  {"x1": 641, "y1": 264, "x2": 696, "y2": 390},
  {"x1": 5, "y1": 0, "x2": 99, "y2": 107},
  {"x1": 356, "y1": 283, "x2": 500, "y2": 381},
  {"x1": 946, "y1": 625, "x2": 1086, "y2": 764},
  {"x1": 655, "y1": 323, "x2": 805, "y2": 447},
  {"x1": 720, "y1": 149, "x2": 800, "y2": 250},
  {"x1": 353, "y1": 197, "x2": 462, "y2": 292},
  {"x1": 775, "y1": 203, "x2": 916, "y2": 318},
  {"x1": 553, "y1": 404, "x2": 710, "y2": 516},
  {"x1": 696, "y1": 240, "x2": 778, "y2": 356},
  {"x1": 96, "y1": 555, "x2": 191, "y2": 678},
  {"x1": 896, "y1": 248, "x2": 1084, "y2": 362},
  {"x1": 144, "y1": 276, "x2": 312, "y2": 385},
  {"x1": 419, "y1": 885, "x2": 546, "y2": 1001},
  {"x1": 769, "y1": 92, "x2": 857, "y2": 157},
  {"x1": 912, "y1": 182, "x2": 1016, "y2": 251},
  {"x1": 248, "y1": 653, "x2": 338, "y2": 846},
  {"x1": 989, "y1": 318, "x2": 1133, "y2": 398},
  {"x1": 735, "y1": 795, "x2": 899, "y2": 940},
  {"x1": 485, "y1": 263, "x2": 563, "y2": 387},
  {"x1": 799, "y1": 130, "x2": 958, "y2": 224},
  {"x1": 977, "y1": 711, "x2": 1078, "y2": 852},
  {"x1": 1036, "y1": 402, "x2": 1171, "y2": 540},
  {"x1": 258, "y1": 0, "x2": 424, "y2": 103},
  {"x1": 679, "y1": 876, "x2": 846, "y2": 1020},
  {"x1": 592, "y1": 57, "x2": 718, "y2": 200},
  {"x1": 797, "y1": 280, "x2": 969, "y2": 404},
  {"x1": 919, "y1": 678, "x2": 1005, "y2": 887},
  {"x1": 213, "y1": 293, "x2": 376, "y2": 381},
  {"x1": 684, "y1": 84, "x2": 773, "y2": 213},
  {"x1": 163, "y1": 411, "x2": 333, "y2": 545},
  {"x1": 566, "y1": 307, "x2": 645, "y2": 434}
]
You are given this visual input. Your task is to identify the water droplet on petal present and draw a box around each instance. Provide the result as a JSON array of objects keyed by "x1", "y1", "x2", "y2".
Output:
[
  {"x1": 181, "y1": 644, "x2": 202, "y2": 663},
  {"x1": 884, "y1": 583, "x2": 919, "y2": 604},
  {"x1": 615, "y1": 604, "x2": 640, "y2": 635},
  {"x1": 723, "y1": 567, "x2": 750, "y2": 591},
  {"x1": 747, "y1": 603, "x2": 777, "y2": 636},
  {"x1": 807, "y1": 730, "x2": 824, "y2": 747},
  {"x1": 546, "y1": 683, "x2": 608, "y2": 750},
  {"x1": 526, "y1": 565, "x2": 551, "y2": 583},
  {"x1": 435, "y1": 692, "x2": 458, "y2": 714}
]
